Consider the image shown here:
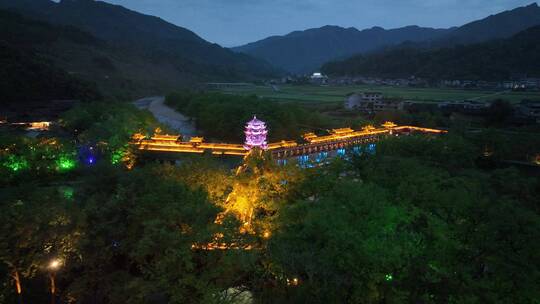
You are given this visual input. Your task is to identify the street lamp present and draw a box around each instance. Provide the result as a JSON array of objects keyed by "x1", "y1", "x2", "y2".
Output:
[{"x1": 47, "y1": 259, "x2": 62, "y2": 304}]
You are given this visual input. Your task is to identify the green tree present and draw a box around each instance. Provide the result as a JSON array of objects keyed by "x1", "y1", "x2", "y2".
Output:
[
  {"x1": 0, "y1": 185, "x2": 79, "y2": 303},
  {"x1": 65, "y1": 165, "x2": 245, "y2": 303},
  {"x1": 267, "y1": 180, "x2": 462, "y2": 303}
]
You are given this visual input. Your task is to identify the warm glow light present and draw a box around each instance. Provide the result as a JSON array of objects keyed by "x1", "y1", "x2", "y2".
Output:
[
  {"x1": 263, "y1": 231, "x2": 271, "y2": 239},
  {"x1": 48, "y1": 259, "x2": 62, "y2": 270},
  {"x1": 362, "y1": 125, "x2": 376, "y2": 132},
  {"x1": 287, "y1": 277, "x2": 300, "y2": 286},
  {"x1": 27, "y1": 121, "x2": 51, "y2": 131},
  {"x1": 382, "y1": 121, "x2": 397, "y2": 128}
]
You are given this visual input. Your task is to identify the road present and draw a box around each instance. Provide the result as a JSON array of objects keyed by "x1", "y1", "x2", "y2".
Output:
[
  {"x1": 133, "y1": 96, "x2": 197, "y2": 138},
  {"x1": 469, "y1": 90, "x2": 510, "y2": 101}
]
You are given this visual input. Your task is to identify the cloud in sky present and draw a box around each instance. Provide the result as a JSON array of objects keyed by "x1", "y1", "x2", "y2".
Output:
[{"x1": 102, "y1": 0, "x2": 536, "y2": 46}]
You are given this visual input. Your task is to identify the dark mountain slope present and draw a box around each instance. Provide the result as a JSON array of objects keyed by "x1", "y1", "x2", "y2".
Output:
[
  {"x1": 0, "y1": 10, "x2": 101, "y2": 104},
  {"x1": 435, "y1": 3, "x2": 540, "y2": 46},
  {"x1": 321, "y1": 26, "x2": 540, "y2": 81},
  {"x1": 233, "y1": 25, "x2": 450, "y2": 74},
  {"x1": 0, "y1": 0, "x2": 277, "y2": 84},
  {"x1": 0, "y1": 9, "x2": 191, "y2": 100}
]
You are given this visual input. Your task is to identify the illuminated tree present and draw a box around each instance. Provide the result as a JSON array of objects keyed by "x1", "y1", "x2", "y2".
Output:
[{"x1": 224, "y1": 151, "x2": 303, "y2": 234}]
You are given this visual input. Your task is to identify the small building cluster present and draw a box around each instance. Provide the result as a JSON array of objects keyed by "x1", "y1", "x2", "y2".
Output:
[
  {"x1": 344, "y1": 91, "x2": 540, "y2": 124},
  {"x1": 271, "y1": 74, "x2": 540, "y2": 91},
  {"x1": 344, "y1": 92, "x2": 403, "y2": 113},
  {"x1": 515, "y1": 100, "x2": 540, "y2": 123},
  {"x1": 437, "y1": 100, "x2": 491, "y2": 115},
  {"x1": 309, "y1": 72, "x2": 329, "y2": 85},
  {"x1": 440, "y1": 78, "x2": 540, "y2": 90}
]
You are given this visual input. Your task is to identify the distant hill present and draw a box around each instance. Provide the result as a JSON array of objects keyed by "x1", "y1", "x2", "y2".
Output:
[
  {"x1": 321, "y1": 26, "x2": 540, "y2": 81},
  {"x1": 0, "y1": 0, "x2": 278, "y2": 99},
  {"x1": 233, "y1": 25, "x2": 451, "y2": 74},
  {"x1": 233, "y1": 3, "x2": 540, "y2": 74}
]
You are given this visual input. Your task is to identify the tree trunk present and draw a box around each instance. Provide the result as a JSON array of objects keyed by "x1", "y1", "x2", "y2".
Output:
[
  {"x1": 50, "y1": 273, "x2": 56, "y2": 304},
  {"x1": 12, "y1": 270, "x2": 24, "y2": 304}
]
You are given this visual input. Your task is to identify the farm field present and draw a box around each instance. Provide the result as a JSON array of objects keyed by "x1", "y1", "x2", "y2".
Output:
[{"x1": 217, "y1": 84, "x2": 540, "y2": 105}]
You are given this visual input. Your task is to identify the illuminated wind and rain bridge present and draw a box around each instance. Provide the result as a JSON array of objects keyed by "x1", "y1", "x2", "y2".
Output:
[{"x1": 132, "y1": 117, "x2": 446, "y2": 162}]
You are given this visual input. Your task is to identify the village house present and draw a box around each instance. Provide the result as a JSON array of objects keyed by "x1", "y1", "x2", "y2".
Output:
[
  {"x1": 345, "y1": 92, "x2": 403, "y2": 113},
  {"x1": 310, "y1": 72, "x2": 328, "y2": 85}
]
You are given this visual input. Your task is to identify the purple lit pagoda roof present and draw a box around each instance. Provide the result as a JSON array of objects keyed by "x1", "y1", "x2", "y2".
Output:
[
  {"x1": 244, "y1": 115, "x2": 268, "y2": 150},
  {"x1": 247, "y1": 115, "x2": 266, "y2": 126}
]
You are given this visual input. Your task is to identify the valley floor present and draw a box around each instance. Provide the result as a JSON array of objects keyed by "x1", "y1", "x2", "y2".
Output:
[{"x1": 216, "y1": 84, "x2": 540, "y2": 106}]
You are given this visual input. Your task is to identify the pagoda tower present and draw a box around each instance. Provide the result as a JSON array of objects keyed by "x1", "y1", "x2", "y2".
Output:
[{"x1": 244, "y1": 116, "x2": 268, "y2": 150}]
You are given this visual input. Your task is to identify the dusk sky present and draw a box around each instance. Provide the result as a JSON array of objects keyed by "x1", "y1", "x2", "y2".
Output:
[{"x1": 101, "y1": 0, "x2": 536, "y2": 47}]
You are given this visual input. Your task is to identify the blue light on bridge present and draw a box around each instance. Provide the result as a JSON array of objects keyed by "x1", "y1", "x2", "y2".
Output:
[
  {"x1": 277, "y1": 159, "x2": 288, "y2": 166},
  {"x1": 297, "y1": 155, "x2": 311, "y2": 168},
  {"x1": 337, "y1": 148, "x2": 346, "y2": 157},
  {"x1": 367, "y1": 143, "x2": 376, "y2": 154},
  {"x1": 352, "y1": 146, "x2": 362, "y2": 155},
  {"x1": 315, "y1": 151, "x2": 328, "y2": 163}
]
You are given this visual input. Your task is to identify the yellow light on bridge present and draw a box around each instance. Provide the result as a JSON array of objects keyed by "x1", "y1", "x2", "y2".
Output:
[
  {"x1": 331, "y1": 128, "x2": 355, "y2": 135},
  {"x1": 382, "y1": 121, "x2": 397, "y2": 128},
  {"x1": 190, "y1": 137, "x2": 204, "y2": 144},
  {"x1": 362, "y1": 125, "x2": 376, "y2": 132}
]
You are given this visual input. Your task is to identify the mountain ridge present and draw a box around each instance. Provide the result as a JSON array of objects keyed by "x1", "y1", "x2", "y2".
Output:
[
  {"x1": 233, "y1": 3, "x2": 540, "y2": 74},
  {"x1": 233, "y1": 24, "x2": 451, "y2": 74},
  {"x1": 321, "y1": 25, "x2": 540, "y2": 81}
]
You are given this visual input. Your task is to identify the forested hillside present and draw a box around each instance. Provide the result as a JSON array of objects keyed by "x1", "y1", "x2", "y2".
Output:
[
  {"x1": 0, "y1": 10, "x2": 101, "y2": 103},
  {"x1": 165, "y1": 91, "x2": 329, "y2": 142},
  {"x1": 322, "y1": 26, "x2": 540, "y2": 80},
  {"x1": 433, "y1": 3, "x2": 540, "y2": 46}
]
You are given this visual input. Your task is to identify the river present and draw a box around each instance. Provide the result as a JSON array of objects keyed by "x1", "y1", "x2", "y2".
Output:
[{"x1": 133, "y1": 96, "x2": 197, "y2": 138}]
